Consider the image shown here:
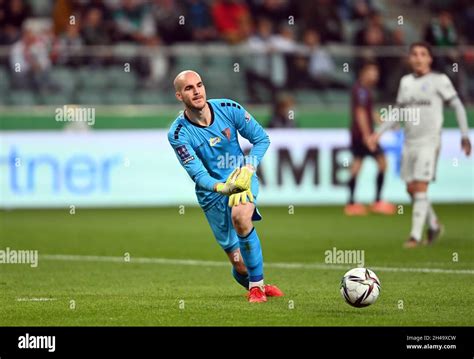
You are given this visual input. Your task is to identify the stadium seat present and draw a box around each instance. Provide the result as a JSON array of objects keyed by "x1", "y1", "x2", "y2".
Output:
[
  {"x1": 77, "y1": 68, "x2": 108, "y2": 90},
  {"x1": 75, "y1": 91, "x2": 105, "y2": 105},
  {"x1": 103, "y1": 90, "x2": 134, "y2": 105},
  {"x1": 106, "y1": 67, "x2": 138, "y2": 90},
  {"x1": 7, "y1": 90, "x2": 37, "y2": 106},
  {"x1": 174, "y1": 47, "x2": 204, "y2": 70},
  {"x1": 332, "y1": 71, "x2": 354, "y2": 87},
  {"x1": 203, "y1": 71, "x2": 239, "y2": 88},
  {"x1": 0, "y1": 67, "x2": 10, "y2": 96},
  {"x1": 39, "y1": 92, "x2": 73, "y2": 106},
  {"x1": 294, "y1": 90, "x2": 323, "y2": 104},
  {"x1": 231, "y1": 89, "x2": 248, "y2": 103},
  {"x1": 404, "y1": 25, "x2": 420, "y2": 45},
  {"x1": 326, "y1": 90, "x2": 350, "y2": 104},
  {"x1": 134, "y1": 90, "x2": 167, "y2": 105},
  {"x1": 27, "y1": 0, "x2": 53, "y2": 16},
  {"x1": 203, "y1": 55, "x2": 235, "y2": 71},
  {"x1": 49, "y1": 67, "x2": 77, "y2": 94}
]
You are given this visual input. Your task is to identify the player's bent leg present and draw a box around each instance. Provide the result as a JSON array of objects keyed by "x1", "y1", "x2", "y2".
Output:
[
  {"x1": 345, "y1": 157, "x2": 367, "y2": 216},
  {"x1": 226, "y1": 248, "x2": 283, "y2": 297},
  {"x1": 350, "y1": 156, "x2": 363, "y2": 177},
  {"x1": 226, "y1": 248, "x2": 249, "y2": 289},
  {"x1": 412, "y1": 181, "x2": 443, "y2": 245},
  {"x1": 370, "y1": 154, "x2": 396, "y2": 215},
  {"x1": 405, "y1": 181, "x2": 430, "y2": 248},
  {"x1": 232, "y1": 203, "x2": 265, "y2": 303},
  {"x1": 203, "y1": 198, "x2": 256, "y2": 291},
  {"x1": 231, "y1": 203, "x2": 264, "y2": 302},
  {"x1": 413, "y1": 181, "x2": 429, "y2": 192},
  {"x1": 231, "y1": 203, "x2": 283, "y2": 302},
  {"x1": 404, "y1": 182, "x2": 417, "y2": 248},
  {"x1": 376, "y1": 153, "x2": 387, "y2": 172},
  {"x1": 406, "y1": 182, "x2": 415, "y2": 198}
]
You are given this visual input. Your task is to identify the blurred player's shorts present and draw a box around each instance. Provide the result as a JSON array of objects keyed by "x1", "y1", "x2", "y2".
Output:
[
  {"x1": 351, "y1": 141, "x2": 384, "y2": 158},
  {"x1": 401, "y1": 144, "x2": 440, "y2": 182},
  {"x1": 204, "y1": 177, "x2": 261, "y2": 252}
]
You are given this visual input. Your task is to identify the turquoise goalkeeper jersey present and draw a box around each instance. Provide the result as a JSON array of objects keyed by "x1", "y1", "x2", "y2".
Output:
[{"x1": 168, "y1": 98, "x2": 270, "y2": 211}]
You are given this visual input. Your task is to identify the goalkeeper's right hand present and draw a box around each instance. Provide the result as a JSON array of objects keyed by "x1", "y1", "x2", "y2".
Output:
[
  {"x1": 233, "y1": 165, "x2": 254, "y2": 192},
  {"x1": 215, "y1": 168, "x2": 242, "y2": 195}
]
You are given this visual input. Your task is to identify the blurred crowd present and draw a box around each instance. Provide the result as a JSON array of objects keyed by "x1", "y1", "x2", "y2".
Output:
[
  {"x1": 0, "y1": 0, "x2": 473, "y2": 102},
  {"x1": 2, "y1": 0, "x2": 473, "y2": 46}
]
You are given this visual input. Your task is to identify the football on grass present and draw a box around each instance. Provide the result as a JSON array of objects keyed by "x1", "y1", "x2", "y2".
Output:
[{"x1": 340, "y1": 268, "x2": 381, "y2": 308}]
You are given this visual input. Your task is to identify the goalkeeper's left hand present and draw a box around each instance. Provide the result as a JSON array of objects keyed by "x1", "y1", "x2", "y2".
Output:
[
  {"x1": 234, "y1": 165, "x2": 255, "y2": 192},
  {"x1": 228, "y1": 189, "x2": 254, "y2": 207}
]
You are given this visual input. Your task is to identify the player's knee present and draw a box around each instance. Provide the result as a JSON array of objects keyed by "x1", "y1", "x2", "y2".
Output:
[
  {"x1": 232, "y1": 210, "x2": 252, "y2": 235},
  {"x1": 413, "y1": 181, "x2": 428, "y2": 192},
  {"x1": 350, "y1": 159, "x2": 362, "y2": 176},
  {"x1": 233, "y1": 218, "x2": 252, "y2": 235},
  {"x1": 378, "y1": 159, "x2": 387, "y2": 172}
]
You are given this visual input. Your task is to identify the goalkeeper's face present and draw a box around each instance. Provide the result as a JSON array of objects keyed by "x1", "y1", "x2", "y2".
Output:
[{"x1": 175, "y1": 71, "x2": 207, "y2": 111}]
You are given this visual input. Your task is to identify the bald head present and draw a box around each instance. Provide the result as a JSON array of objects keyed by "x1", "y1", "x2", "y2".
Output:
[
  {"x1": 174, "y1": 70, "x2": 207, "y2": 111},
  {"x1": 173, "y1": 70, "x2": 202, "y2": 92}
]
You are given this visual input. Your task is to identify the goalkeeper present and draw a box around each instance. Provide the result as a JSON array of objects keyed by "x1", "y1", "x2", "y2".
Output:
[{"x1": 168, "y1": 70, "x2": 283, "y2": 303}]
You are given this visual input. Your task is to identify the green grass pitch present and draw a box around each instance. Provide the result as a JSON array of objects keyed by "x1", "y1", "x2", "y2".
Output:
[{"x1": 0, "y1": 205, "x2": 473, "y2": 326}]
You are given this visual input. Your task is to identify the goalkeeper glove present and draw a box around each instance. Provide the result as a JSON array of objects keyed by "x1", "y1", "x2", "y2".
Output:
[
  {"x1": 234, "y1": 165, "x2": 254, "y2": 192},
  {"x1": 228, "y1": 189, "x2": 254, "y2": 207},
  {"x1": 215, "y1": 168, "x2": 241, "y2": 195}
]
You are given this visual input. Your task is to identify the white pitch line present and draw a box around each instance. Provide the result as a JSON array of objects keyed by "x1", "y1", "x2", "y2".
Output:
[
  {"x1": 40, "y1": 254, "x2": 474, "y2": 275},
  {"x1": 16, "y1": 298, "x2": 57, "y2": 302}
]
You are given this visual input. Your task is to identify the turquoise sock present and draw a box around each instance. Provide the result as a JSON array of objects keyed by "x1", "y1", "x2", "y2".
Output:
[
  {"x1": 238, "y1": 228, "x2": 264, "y2": 282},
  {"x1": 232, "y1": 267, "x2": 249, "y2": 289}
]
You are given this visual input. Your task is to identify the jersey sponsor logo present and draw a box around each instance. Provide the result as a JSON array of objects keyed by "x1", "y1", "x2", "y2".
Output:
[
  {"x1": 221, "y1": 128, "x2": 231, "y2": 141},
  {"x1": 209, "y1": 137, "x2": 221, "y2": 147},
  {"x1": 402, "y1": 98, "x2": 432, "y2": 106},
  {"x1": 176, "y1": 145, "x2": 194, "y2": 164},
  {"x1": 245, "y1": 111, "x2": 251, "y2": 122}
]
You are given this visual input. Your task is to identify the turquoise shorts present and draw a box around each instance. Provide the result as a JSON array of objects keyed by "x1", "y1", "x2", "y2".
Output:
[{"x1": 203, "y1": 177, "x2": 262, "y2": 252}]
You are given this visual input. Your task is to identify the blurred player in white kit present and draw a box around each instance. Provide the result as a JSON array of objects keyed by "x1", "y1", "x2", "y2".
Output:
[{"x1": 370, "y1": 42, "x2": 471, "y2": 248}]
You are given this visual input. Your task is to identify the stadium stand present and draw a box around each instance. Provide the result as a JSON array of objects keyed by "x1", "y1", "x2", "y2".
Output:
[{"x1": 0, "y1": 0, "x2": 472, "y2": 107}]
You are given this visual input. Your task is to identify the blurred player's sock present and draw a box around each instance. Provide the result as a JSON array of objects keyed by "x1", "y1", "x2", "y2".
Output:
[
  {"x1": 348, "y1": 176, "x2": 357, "y2": 204},
  {"x1": 410, "y1": 192, "x2": 429, "y2": 241},
  {"x1": 375, "y1": 171, "x2": 384, "y2": 202},
  {"x1": 232, "y1": 267, "x2": 249, "y2": 289},
  {"x1": 426, "y1": 202, "x2": 439, "y2": 229},
  {"x1": 237, "y1": 228, "x2": 264, "y2": 288}
]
